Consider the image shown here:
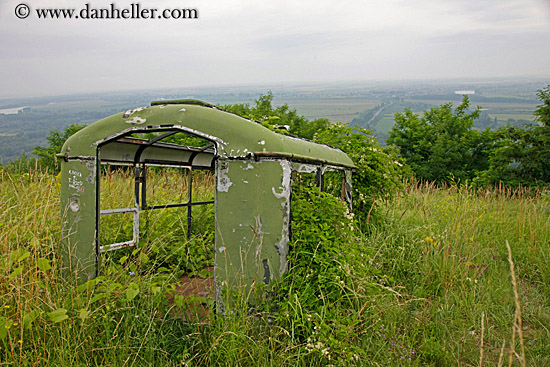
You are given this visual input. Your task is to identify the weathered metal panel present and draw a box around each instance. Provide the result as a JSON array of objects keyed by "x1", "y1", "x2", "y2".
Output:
[
  {"x1": 61, "y1": 103, "x2": 355, "y2": 169},
  {"x1": 59, "y1": 99, "x2": 356, "y2": 291},
  {"x1": 60, "y1": 159, "x2": 98, "y2": 282},
  {"x1": 215, "y1": 159, "x2": 291, "y2": 298}
]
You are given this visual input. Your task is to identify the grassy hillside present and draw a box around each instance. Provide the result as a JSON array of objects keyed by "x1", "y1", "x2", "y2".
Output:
[{"x1": 0, "y1": 170, "x2": 549, "y2": 365}]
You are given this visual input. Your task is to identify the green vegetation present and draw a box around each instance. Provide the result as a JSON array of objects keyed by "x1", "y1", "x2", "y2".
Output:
[
  {"x1": 351, "y1": 101, "x2": 432, "y2": 142},
  {"x1": 1, "y1": 169, "x2": 549, "y2": 365},
  {"x1": 33, "y1": 124, "x2": 86, "y2": 173},
  {"x1": 1, "y1": 85, "x2": 549, "y2": 365},
  {"x1": 314, "y1": 123, "x2": 406, "y2": 226},
  {"x1": 387, "y1": 86, "x2": 550, "y2": 188},
  {"x1": 533, "y1": 85, "x2": 550, "y2": 127},
  {"x1": 222, "y1": 91, "x2": 331, "y2": 140},
  {"x1": 387, "y1": 96, "x2": 493, "y2": 184},
  {"x1": 476, "y1": 124, "x2": 550, "y2": 187},
  {"x1": 0, "y1": 99, "x2": 132, "y2": 162}
]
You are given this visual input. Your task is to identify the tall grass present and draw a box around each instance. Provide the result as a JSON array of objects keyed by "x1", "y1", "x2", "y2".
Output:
[
  {"x1": 0, "y1": 170, "x2": 549, "y2": 365},
  {"x1": 369, "y1": 181, "x2": 550, "y2": 365}
]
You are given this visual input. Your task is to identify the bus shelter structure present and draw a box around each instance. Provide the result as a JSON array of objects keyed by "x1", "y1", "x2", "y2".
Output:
[{"x1": 59, "y1": 100, "x2": 354, "y2": 307}]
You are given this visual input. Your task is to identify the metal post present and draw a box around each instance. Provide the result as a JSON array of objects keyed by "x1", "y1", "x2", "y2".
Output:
[
  {"x1": 187, "y1": 168, "x2": 193, "y2": 238},
  {"x1": 316, "y1": 167, "x2": 325, "y2": 192}
]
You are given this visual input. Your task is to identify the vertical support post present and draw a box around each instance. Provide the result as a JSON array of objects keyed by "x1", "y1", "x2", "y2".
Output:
[
  {"x1": 134, "y1": 164, "x2": 147, "y2": 209},
  {"x1": 316, "y1": 167, "x2": 325, "y2": 192},
  {"x1": 343, "y1": 169, "x2": 353, "y2": 210},
  {"x1": 187, "y1": 168, "x2": 193, "y2": 238},
  {"x1": 341, "y1": 171, "x2": 345, "y2": 201},
  {"x1": 141, "y1": 165, "x2": 147, "y2": 209},
  {"x1": 134, "y1": 166, "x2": 140, "y2": 207}
]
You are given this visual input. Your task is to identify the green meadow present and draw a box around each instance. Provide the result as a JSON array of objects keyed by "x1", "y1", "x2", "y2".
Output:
[{"x1": 1, "y1": 169, "x2": 548, "y2": 366}]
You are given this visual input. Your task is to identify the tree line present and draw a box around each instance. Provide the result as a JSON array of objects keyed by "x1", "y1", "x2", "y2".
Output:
[
  {"x1": 2, "y1": 86, "x2": 549, "y2": 192},
  {"x1": 387, "y1": 85, "x2": 550, "y2": 187}
]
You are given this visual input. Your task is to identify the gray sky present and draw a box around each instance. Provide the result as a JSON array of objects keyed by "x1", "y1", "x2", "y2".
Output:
[{"x1": 1, "y1": 0, "x2": 549, "y2": 98}]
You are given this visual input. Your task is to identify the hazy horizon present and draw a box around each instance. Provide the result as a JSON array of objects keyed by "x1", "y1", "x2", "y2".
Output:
[
  {"x1": 1, "y1": 0, "x2": 550, "y2": 99},
  {"x1": 1, "y1": 75, "x2": 549, "y2": 102}
]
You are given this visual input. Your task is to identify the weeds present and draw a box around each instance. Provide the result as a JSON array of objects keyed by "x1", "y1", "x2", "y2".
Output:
[{"x1": 0, "y1": 170, "x2": 549, "y2": 365}]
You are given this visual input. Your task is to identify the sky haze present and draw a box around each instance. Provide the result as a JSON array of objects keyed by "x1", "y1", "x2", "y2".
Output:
[{"x1": 1, "y1": 0, "x2": 549, "y2": 97}]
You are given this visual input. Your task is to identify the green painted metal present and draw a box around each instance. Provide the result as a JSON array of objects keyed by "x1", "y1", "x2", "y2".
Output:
[
  {"x1": 59, "y1": 103, "x2": 355, "y2": 168},
  {"x1": 59, "y1": 100, "x2": 354, "y2": 301},
  {"x1": 60, "y1": 159, "x2": 98, "y2": 282},
  {"x1": 215, "y1": 160, "x2": 290, "y2": 295}
]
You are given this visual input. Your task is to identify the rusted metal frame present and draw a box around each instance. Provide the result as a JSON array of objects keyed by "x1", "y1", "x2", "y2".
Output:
[
  {"x1": 146, "y1": 200, "x2": 214, "y2": 210},
  {"x1": 94, "y1": 148, "x2": 142, "y2": 256},
  {"x1": 65, "y1": 156, "x2": 96, "y2": 161},
  {"x1": 112, "y1": 136, "x2": 216, "y2": 157},
  {"x1": 88, "y1": 126, "x2": 220, "y2": 278},
  {"x1": 343, "y1": 170, "x2": 353, "y2": 210},
  {"x1": 93, "y1": 125, "x2": 226, "y2": 150},
  {"x1": 98, "y1": 164, "x2": 213, "y2": 254},
  {"x1": 98, "y1": 206, "x2": 140, "y2": 253},
  {"x1": 188, "y1": 142, "x2": 215, "y2": 165},
  {"x1": 287, "y1": 161, "x2": 295, "y2": 273},
  {"x1": 100, "y1": 133, "x2": 216, "y2": 251},
  {"x1": 137, "y1": 159, "x2": 213, "y2": 168},
  {"x1": 94, "y1": 150, "x2": 100, "y2": 276},
  {"x1": 93, "y1": 126, "x2": 178, "y2": 147},
  {"x1": 133, "y1": 130, "x2": 179, "y2": 164},
  {"x1": 95, "y1": 160, "x2": 134, "y2": 166},
  {"x1": 134, "y1": 164, "x2": 146, "y2": 210},
  {"x1": 142, "y1": 159, "x2": 192, "y2": 167},
  {"x1": 135, "y1": 164, "x2": 213, "y2": 210},
  {"x1": 99, "y1": 160, "x2": 214, "y2": 169}
]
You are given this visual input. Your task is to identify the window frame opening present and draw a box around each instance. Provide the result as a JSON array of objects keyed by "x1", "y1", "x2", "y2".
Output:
[{"x1": 95, "y1": 128, "x2": 217, "y2": 262}]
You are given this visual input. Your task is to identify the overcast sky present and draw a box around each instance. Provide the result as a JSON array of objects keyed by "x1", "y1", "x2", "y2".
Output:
[{"x1": 1, "y1": 0, "x2": 549, "y2": 98}]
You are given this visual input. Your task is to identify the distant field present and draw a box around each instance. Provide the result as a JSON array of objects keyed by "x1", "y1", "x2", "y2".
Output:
[
  {"x1": 1, "y1": 79, "x2": 546, "y2": 162},
  {"x1": 402, "y1": 97, "x2": 537, "y2": 128},
  {"x1": 278, "y1": 98, "x2": 381, "y2": 123},
  {"x1": 487, "y1": 113, "x2": 535, "y2": 123},
  {"x1": 376, "y1": 114, "x2": 397, "y2": 134},
  {"x1": 31, "y1": 99, "x2": 143, "y2": 114},
  {"x1": 29, "y1": 96, "x2": 382, "y2": 124},
  {"x1": 364, "y1": 102, "x2": 428, "y2": 137},
  {"x1": 406, "y1": 99, "x2": 536, "y2": 121},
  {"x1": 407, "y1": 99, "x2": 536, "y2": 109}
]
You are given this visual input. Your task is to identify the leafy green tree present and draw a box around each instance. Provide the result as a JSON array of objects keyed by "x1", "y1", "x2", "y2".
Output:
[
  {"x1": 314, "y1": 123, "x2": 406, "y2": 226},
  {"x1": 223, "y1": 91, "x2": 329, "y2": 140},
  {"x1": 228, "y1": 92, "x2": 406, "y2": 226},
  {"x1": 534, "y1": 85, "x2": 550, "y2": 127},
  {"x1": 477, "y1": 125, "x2": 550, "y2": 187},
  {"x1": 474, "y1": 86, "x2": 550, "y2": 187},
  {"x1": 33, "y1": 124, "x2": 86, "y2": 172},
  {"x1": 387, "y1": 96, "x2": 492, "y2": 184}
]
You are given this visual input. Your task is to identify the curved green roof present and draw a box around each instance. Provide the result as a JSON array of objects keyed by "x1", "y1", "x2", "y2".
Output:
[{"x1": 61, "y1": 100, "x2": 355, "y2": 168}]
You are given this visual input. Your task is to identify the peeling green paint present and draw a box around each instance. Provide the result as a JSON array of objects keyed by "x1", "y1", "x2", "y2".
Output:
[
  {"x1": 215, "y1": 159, "x2": 291, "y2": 296},
  {"x1": 59, "y1": 100, "x2": 354, "y2": 307},
  {"x1": 61, "y1": 160, "x2": 98, "y2": 282},
  {"x1": 60, "y1": 103, "x2": 355, "y2": 167}
]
